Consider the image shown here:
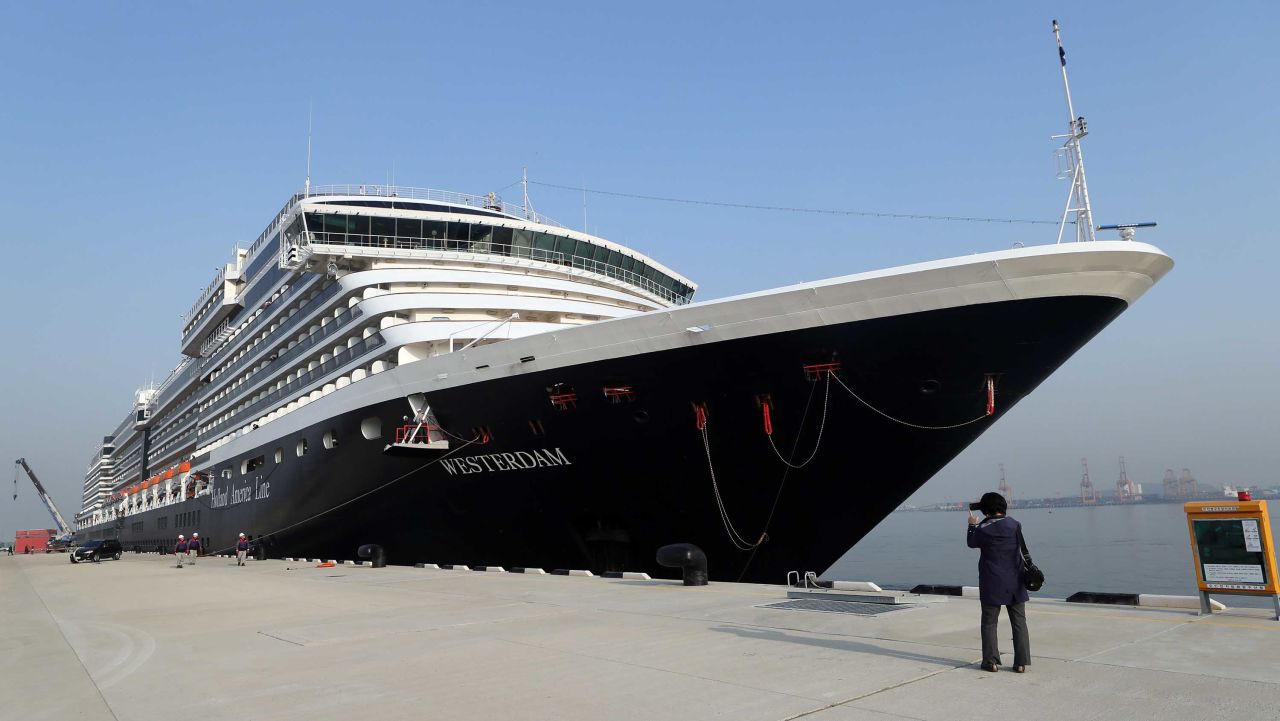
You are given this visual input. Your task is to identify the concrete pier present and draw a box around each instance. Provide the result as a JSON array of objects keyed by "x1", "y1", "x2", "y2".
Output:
[{"x1": 3, "y1": 554, "x2": 1278, "y2": 721}]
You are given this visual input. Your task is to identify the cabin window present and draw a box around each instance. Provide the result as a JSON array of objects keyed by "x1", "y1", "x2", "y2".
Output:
[
  {"x1": 360, "y1": 417, "x2": 382, "y2": 440},
  {"x1": 274, "y1": 447, "x2": 283, "y2": 464},
  {"x1": 242, "y1": 456, "x2": 265, "y2": 475},
  {"x1": 296, "y1": 438, "x2": 309, "y2": 457},
  {"x1": 323, "y1": 429, "x2": 338, "y2": 449}
]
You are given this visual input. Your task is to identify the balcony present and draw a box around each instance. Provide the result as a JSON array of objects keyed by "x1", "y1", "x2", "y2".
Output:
[{"x1": 180, "y1": 268, "x2": 244, "y2": 357}]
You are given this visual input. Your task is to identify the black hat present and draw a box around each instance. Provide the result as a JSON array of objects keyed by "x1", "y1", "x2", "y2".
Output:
[{"x1": 971, "y1": 492, "x2": 1008, "y2": 516}]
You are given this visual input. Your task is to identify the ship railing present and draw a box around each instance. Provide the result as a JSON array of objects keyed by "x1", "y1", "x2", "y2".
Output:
[
  {"x1": 197, "y1": 332, "x2": 386, "y2": 441},
  {"x1": 151, "y1": 358, "x2": 199, "y2": 410},
  {"x1": 304, "y1": 184, "x2": 566, "y2": 229},
  {"x1": 199, "y1": 278, "x2": 340, "y2": 381},
  {"x1": 183, "y1": 267, "x2": 228, "y2": 328},
  {"x1": 303, "y1": 231, "x2": 689, "y2": 306},
  {"x1": 200, "y1": 304, "x2": 364, "y2": 422}
]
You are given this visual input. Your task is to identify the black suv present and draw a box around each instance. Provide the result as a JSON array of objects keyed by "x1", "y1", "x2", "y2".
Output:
[{"x1": 71, "y1": 539, "x2": 123, "y2": 563}]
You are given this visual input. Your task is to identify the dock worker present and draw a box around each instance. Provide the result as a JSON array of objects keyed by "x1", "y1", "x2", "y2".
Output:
[
  {"x1": 967, "y1": 491, "x2": 1031, "y2": 673},
  {"x1": 174, "y1": 534, "x2": 188, "y2": 568},
  {"x1": 188, "y1": 532, "x2": 201, "y2": 565},
  {"x1": 236, "y1": 533, "x2": 250, "y2": 566}
]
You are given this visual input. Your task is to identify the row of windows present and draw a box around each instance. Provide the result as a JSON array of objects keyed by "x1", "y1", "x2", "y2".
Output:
[
  {"x1": 225, "y1": 427, "x2": 345, "y2": 478},
  {"x1": 299, "y1": 212, "x2": 695, "y2": 301},
  {"x1": 202, "y1": 306, "x2": 370, "y2": 424},
  {"x1": 217, "y1": 381, "x2": 640, "y2": 477},
  {"x1": 205, "y1": 277, "x2": 329, "y2": 385}
]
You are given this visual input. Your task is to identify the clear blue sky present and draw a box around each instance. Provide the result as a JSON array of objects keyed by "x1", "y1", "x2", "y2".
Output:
[{"x1": 2, "y1": 2, "x2": 1277, "y2": 536}]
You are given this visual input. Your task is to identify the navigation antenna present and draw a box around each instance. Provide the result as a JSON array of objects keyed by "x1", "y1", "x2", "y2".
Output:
[
  {"x1": 1051, "y1": 20, "x2": 1096, "y2": 244},
  {"x1": 521, "y1": 167, "x2": 533, "y2": 220},
  {"x1": 304, "y1": 99, "x2": 313, "y2": 198}
]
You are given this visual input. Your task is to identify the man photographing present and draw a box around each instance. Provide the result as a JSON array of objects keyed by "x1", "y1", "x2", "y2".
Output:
[{"x1": 967, "y1": 491, "x2": 1031, "y2": 673}]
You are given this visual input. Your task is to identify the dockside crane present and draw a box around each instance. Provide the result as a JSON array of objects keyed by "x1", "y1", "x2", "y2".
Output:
[
  {"x1": 13, "y1": 458, "x2": 74, "y2": 549},
  {"x1": 997, "y1": 464, "x2": 1013, "y2": 506},
  {"x1": 1080, "y1": 458, "x2": 1097, "y2": 505},
  {"x1": 1116, "y1": 456, "x2": 1139, "y2": 502}
]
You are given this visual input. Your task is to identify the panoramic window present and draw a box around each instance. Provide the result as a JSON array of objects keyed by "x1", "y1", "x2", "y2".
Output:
[{"x1": 300, "y1": 211, "x2": 694, "y2": 302}]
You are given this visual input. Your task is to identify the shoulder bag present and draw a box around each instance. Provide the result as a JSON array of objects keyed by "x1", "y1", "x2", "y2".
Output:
[{"x1": 1016, "y1": 526, "x2": 1045, "y2": 592}]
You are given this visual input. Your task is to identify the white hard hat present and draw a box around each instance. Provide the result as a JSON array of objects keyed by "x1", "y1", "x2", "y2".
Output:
[
  {"x1": 178, "y1": 534, "x2": 185, "y2": 539},
  {"x1": 239, "y1": 532, "x2": 245, "y2": 537},
  {"x1": 192, "y1": 532, "x2": 198, "y2": 538}
]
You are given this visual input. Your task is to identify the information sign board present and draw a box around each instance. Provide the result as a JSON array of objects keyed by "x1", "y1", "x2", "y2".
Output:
[{"x1": 1184, "y1": 500, "x2": 1280, "y2": 619}]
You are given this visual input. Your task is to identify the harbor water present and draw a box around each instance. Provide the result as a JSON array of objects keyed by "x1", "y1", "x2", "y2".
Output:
[{"x1": 826, "y1": 502, "x2": 1280, "y2": 607}]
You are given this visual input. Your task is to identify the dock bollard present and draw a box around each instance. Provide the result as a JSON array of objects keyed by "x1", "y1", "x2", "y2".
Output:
[
  {"x1": 656, "y1": 543, "x2": 708, "y2": 586},
  {"x1": 357, "y1": 544, "x2": 386, "y2": 568}
]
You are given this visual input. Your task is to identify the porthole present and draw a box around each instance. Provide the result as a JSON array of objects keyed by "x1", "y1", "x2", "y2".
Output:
[
  {"x1": 323, "y1": 429, "x2": 338, "y2": 449},
  {"x1": 919, "y1": 379, "x2": 941, "y2": 395},
  {"x1": 274, "y1": 447, "x2": 283, "y2": 464},
  {"x1": 360, "y1": 417, "x2": 382, "y2": 440},
  {"x1": 297, "y1": 438, "x2": 309, "y2": 457}
]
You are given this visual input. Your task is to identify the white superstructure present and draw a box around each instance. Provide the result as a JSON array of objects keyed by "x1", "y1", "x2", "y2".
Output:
[{"x1": 79, "y1": 184, "x2": 696, "y2": 528}]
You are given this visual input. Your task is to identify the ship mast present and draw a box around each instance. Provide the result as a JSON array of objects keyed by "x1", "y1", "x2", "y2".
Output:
[{"x1": 1052, "y1": 19, "x2": 1096, "y2": 244}]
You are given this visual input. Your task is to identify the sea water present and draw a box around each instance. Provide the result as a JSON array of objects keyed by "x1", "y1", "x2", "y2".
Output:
[{"x1": 824, "y1": 503, "x2": 1279, "y2": 608}]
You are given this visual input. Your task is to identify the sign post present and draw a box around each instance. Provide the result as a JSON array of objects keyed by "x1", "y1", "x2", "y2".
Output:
[{"x1": 1184, "y1": 499, "x2": 1280, "y2": 620}]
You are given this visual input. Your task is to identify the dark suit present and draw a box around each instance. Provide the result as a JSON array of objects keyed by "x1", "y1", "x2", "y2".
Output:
[{"x1": 967, "y1": 515, "x2": 1031, "y2": 667}]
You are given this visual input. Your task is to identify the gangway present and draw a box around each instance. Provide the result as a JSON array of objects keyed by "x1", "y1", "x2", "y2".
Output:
[{"x1": 13, "y1": 458, "x2": 75, "y2": 549}]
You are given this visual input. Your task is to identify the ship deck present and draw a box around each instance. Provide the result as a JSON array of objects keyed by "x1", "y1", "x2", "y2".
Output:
[{"x1": 3, "y1": 553, "x2": 1277, "y2": 721}]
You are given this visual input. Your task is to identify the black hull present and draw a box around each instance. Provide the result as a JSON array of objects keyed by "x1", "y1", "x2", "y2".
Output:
[{"x1": 85, "y1": 295, "x2": 1126, "y2": 583}]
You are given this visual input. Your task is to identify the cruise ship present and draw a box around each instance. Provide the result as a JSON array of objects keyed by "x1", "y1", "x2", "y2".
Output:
[
  {"x1": 73, "y1": 26, "x2": 1171, "y2": 581},
  {"x1": 71, "y1": 176, "x2": 1171, "y2": 581}
]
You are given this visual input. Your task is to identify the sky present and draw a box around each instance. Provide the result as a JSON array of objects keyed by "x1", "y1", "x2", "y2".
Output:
[{"x1": 1, "y1": 1, "x2": 1277, "y2": 536}]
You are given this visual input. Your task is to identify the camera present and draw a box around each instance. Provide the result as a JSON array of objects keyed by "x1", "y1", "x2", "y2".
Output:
[{"x1": 969, "y1": 501, "x2": 983, "y2": 511}]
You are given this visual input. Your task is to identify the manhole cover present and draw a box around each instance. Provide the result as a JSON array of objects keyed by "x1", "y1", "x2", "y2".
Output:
[{"x1": 759, "y1": 599, "x2": 913, "y2": 616}]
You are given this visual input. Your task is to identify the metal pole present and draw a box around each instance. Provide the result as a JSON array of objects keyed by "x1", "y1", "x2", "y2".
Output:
[
  {"x1": 1199, "y1": 591, "x2": 1212, "y2": 616},
  {"x1": 1273, "y1": 594, "x2": 1279, "y2": 622},
  {"x1": 1051, "y1": 20, "x2": 1097, "y2": 242}
]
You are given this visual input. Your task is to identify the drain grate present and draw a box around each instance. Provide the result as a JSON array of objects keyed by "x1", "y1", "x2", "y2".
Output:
[{"x1": 759, "y1": 599, "x2": 913, "y2": 616}]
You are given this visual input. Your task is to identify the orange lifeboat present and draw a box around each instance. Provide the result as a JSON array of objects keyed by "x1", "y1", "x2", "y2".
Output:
[
  {"x1": 179, "y1": 461, "x2": 192, "y2": 473},
  {"x1": 164, "y1": 468, "x2": 175, "y2": 480}
]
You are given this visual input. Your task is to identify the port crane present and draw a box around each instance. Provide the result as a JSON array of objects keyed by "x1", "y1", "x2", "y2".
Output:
[
  {"x1": 1116, "y1": 456, "x2": 1138, "y2": 502},
  {"x1": 13, "y1": 458, "x2": 74, "y2": 549},
  {"x1": 997, "y1": 464, "x2": 1013, "y2": 506},
  {"x1": 1080, "y1": 458, "x2": 1097, "y2": 505}
]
